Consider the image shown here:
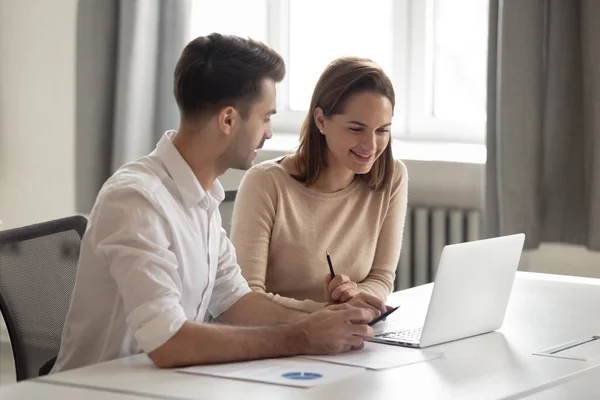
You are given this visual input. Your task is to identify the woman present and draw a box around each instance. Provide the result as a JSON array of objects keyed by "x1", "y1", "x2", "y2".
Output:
[{"x1": 230, "y1": 57, "x2": 408, "y2": 312}]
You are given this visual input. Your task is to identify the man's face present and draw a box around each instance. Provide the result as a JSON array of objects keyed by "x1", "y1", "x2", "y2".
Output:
[{"x1": 224, "y1": 79, "x2": 276, "y2": 171}]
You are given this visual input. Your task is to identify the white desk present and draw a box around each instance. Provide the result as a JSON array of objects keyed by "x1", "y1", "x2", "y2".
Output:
[
  {"x1": 0, "y1": 380, "x2": 169, "y2": 400},
  {"x1": 524, "y1": 365, "x2": 600, "y2": 399},
  {"x1": 14, "y1": 272, "x2": 600, "y2": 399}
]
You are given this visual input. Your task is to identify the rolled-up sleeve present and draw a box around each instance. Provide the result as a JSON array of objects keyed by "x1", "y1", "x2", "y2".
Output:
[
  {"x1": 92, "y1": 187, "x2": 187, "y2": 353},
  {"x1": 207, "y1": 227, "x2": 251, "y2": 318}
]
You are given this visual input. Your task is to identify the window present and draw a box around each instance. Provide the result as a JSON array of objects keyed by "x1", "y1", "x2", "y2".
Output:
[
  {"x1": 432, "y1": 0, "x2": 488, "y2": 122},
  {"x1": 287, "y1": 0, "x2": 393, "y2": 111},
  {"x1": 190, "y1": 0, "x2": 489, "y2": 144},
  {"x1": 408, "y1": 0, "x2": 489, "y2": 143}
]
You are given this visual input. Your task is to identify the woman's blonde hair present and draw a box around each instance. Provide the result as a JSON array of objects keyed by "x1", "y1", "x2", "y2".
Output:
[{"x1": 293, "y1": 57, "x2": 395, "y2": 191}]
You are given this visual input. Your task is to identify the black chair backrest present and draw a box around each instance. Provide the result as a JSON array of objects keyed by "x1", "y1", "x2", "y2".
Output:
[
  {"x1": 0, "y1": 215, "x2": 87, "y2": 381},
  {"x1": 220, "y1": 190, "x2": 237, "y2": 237}
]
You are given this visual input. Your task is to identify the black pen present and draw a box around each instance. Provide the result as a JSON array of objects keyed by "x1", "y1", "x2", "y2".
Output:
[
  {"x1": 326, "y1": 250, "x2": 336, "y2": 278},
  {"x1": 368, "y1": 305, "x2": 400, "y2": 326}
]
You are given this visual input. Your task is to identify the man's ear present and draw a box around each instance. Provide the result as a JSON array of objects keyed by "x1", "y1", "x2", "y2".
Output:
[
  {"x1": 216, "y1": 106, "x2": 238, "y2": 136},
  {"x1": 314, "y1": 107, "x2": 326, "y2": 134}
]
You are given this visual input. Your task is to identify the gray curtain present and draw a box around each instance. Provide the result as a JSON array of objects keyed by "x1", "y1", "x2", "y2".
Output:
[
  {"x1": 486, "y1": 0, "x2": 600, "y2": 250},
  {"x1": 75, "y1": 0, "x2": 191, "y2": 213}
]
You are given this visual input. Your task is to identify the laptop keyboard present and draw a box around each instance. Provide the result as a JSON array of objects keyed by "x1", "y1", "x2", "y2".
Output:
[{"x1": 375, "y1": 327, "x2": 423, "y2": 341}]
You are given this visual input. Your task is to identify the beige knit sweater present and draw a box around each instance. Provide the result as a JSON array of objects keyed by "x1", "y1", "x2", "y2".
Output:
[{"x1": 230, "y1": 157, "x2": 408, "y2": 312}]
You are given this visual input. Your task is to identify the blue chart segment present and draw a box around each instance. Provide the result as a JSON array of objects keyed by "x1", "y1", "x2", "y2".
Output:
[{"x1": 282, "y1": 372, "x2": 323, "y2": 380}]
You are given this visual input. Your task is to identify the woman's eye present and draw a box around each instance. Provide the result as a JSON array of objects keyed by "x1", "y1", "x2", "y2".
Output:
[{"x1": 349, "y1": 127, "x2": 363, "y2": 132}]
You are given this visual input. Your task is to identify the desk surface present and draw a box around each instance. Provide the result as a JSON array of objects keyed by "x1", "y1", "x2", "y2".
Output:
[
  {"x1": 6, "y1": 272, "x2": 600, "y2": 400},
  {"x1": 524, "y1": 365, "x2": 600, "y2": 399},
  {"x1": 0, "y1": 380, "x2": 167, "y2": 400}
]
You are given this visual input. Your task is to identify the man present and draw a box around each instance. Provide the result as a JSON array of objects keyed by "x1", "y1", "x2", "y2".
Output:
[{"x1": 52, "y1": 33, "x2": 386, "y2": 372}]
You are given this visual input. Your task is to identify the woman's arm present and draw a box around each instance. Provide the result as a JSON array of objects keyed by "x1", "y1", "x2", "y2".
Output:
[
  {"x1": 357, "y1": 160, "x2": 409, "y2": 299},
  {"x1": 231, "y1": 165, "x2": 326, "y2": 313}
]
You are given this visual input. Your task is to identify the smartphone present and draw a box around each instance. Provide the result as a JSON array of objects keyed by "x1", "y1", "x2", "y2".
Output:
[{"x1": 368, "y1": 305, "x2": 400, "y2": 326}]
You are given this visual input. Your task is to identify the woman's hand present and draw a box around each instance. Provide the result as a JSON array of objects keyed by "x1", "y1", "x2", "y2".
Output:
[
  {"x1": 324, "y1": 274, "x2": 388, "y2": 319},
  {"x1": 324, "y1": 273, "x2": 360, "y2": 303}
]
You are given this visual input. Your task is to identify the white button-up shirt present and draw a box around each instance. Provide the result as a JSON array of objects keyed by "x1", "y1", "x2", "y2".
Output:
[{"x1": 52, "y1": 131, "x2": 251, "y2": 372}]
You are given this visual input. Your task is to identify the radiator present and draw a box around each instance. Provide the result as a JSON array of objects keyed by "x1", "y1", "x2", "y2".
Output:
[{"x1": 395, "y1": 206, "x2": 481, "y2": 290}]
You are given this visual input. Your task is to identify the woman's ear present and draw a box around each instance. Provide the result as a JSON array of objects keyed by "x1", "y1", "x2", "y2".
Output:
[{"x1": 313, "y1": 107, "x2": 326, "y2": 134}]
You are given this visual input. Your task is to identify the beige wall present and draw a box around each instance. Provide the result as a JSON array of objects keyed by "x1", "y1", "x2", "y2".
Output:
[
  {"x1": 0, "y1": 0, "x2": 78, "y2": 230},
  {"x1": 522, "y1": 245, "x2": 600, "y2": 279}
]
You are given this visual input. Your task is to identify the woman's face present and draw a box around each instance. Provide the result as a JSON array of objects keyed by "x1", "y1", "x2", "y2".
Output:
[{"x1": 315, "y1": 92, "x2": 393, "y2": 175}]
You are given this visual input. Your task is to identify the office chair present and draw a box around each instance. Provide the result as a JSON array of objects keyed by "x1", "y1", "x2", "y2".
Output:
[
  {"x1": 220, "y1": 190, "x2": 237, "y2": 237},
  {"x1": 0, "y1": 215, "x2": 87, "y2": 381}
]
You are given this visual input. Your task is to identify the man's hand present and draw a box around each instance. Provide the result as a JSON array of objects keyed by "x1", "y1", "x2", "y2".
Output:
[
  {"x1": 324, "y1": 273, "x2": 360, "y2": 303},
  {"x1": 294, "y1": 303, "x2": 374, "y2": 354}
]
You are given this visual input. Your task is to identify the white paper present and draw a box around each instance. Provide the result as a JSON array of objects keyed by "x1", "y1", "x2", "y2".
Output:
[
  {"x1": 177, "y1": 358, "x2": 365, "y2": 388},
  {"x1": 302, "y1": 342, "x2": 442, "y2": 370},
  {"x1": 533, "y1": 336, "x2": 600, "y2": 361}
]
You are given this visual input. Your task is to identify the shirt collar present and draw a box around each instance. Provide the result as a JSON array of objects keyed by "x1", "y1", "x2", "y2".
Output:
[{"x1": 155, "y1": 131, "x2": 225, "y2": 208}]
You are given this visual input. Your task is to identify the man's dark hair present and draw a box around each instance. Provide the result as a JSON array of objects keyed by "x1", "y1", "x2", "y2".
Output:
[{"x1": 174, "y1": 33, "x2": 285, "y2": 119}]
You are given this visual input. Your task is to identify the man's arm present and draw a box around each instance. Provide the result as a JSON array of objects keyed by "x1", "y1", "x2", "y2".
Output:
[
  {"x1": 217, "y1": 292, "x2": 307, "y2": 326},
  {"x1": 95, "y1": 188, "x2": 191, "y2": 354},
  {"x1": 148, "y1": 321, "x2": 302, "y2": 368},
  {"x1": 148, "y1": 304, "x2": 374, "y2": 369}
]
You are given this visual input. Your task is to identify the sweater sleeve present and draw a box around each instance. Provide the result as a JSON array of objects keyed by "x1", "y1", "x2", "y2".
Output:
[
  {"x1": 358, "y1": 160, "x2": 409, "y2": 300},
  {"x1": 230, "y1": 165, "x2": 325, "y2": 313}
]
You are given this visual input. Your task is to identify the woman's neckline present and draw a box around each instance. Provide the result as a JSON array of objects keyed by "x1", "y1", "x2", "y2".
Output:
[{"x1": 270, "y1": 156, "x2": 361, "y2": 199}]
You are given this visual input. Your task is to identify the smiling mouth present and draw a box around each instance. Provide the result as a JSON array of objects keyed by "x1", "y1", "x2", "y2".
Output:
[{"x1": 350, "y1": 149, "x2": 374, "y2": 161}]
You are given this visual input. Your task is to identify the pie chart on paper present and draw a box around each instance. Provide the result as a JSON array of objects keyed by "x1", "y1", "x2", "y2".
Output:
[{"x1": 281, "y1": 372, "x2": 323, "y2": 380}]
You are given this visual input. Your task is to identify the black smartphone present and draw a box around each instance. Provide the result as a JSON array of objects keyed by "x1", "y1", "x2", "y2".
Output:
[{"x1": 368, "y1": 305, "x2": 400, "y2": 326}]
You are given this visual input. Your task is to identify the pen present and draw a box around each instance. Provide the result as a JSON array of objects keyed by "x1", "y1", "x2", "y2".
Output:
[
  {"x1": 326, "y1": 250, "x2": 336, "y2": 278},
  {"x1": 368, "y1": 305, "x2": 400, "y2": 326}
]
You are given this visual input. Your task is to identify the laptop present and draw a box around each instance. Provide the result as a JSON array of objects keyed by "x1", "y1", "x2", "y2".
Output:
[{"x1": 371, "y1": 233, "x2": 526, "y2": 348}]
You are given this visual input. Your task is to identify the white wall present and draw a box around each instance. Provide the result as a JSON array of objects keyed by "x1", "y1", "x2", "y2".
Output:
[
  {"x1": 0, "y1": 0, "x2": 78, "y2": 230},
  {"x1": 221, "y1": 146, "x2": 486, "y2": 210}
]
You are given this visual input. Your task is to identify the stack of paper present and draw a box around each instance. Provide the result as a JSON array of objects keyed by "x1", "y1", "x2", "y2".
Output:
[{"x1": 178, "y1": 342, "x2": 442, "y2": 388}]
